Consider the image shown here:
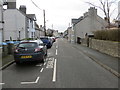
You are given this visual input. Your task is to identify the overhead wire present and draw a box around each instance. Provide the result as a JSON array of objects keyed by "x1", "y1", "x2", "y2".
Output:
[{"x1": 31, "y1": 0, "x2": 43, "y2": 10}]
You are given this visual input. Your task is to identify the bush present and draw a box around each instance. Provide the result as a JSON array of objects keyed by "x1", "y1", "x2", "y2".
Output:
[{"x1": 93, "y1": 29, "x2": 120, "y2": 42}]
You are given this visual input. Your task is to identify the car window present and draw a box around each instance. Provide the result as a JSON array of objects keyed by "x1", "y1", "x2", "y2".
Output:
[
  {"x1": 18, "y1": 42, "x2": 38, "y2": 48},
  {"x1": 40, "y1": 38, "x2": 48, "y2": 40}
]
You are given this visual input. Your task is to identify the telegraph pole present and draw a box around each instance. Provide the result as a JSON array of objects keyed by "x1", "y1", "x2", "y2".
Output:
[
  {"x1": 43, "y1": 9, "x2": 46, "y2": 36},
  {"x1": 31, "y1": 0, "x2": 47, "y2": 36}
]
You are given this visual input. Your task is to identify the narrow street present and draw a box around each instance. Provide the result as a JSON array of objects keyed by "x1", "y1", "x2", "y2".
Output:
[{"x1": 1, "y1": 38, "x2": 118, "y2": 88}]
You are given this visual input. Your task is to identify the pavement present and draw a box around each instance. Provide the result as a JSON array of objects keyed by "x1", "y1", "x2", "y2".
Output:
[
  {"x1": 0, "y1": 55, "x2": 14, "y2": 70},
  {"x1": 72, "y1": 43, "x2": 120, "y2": 77}
]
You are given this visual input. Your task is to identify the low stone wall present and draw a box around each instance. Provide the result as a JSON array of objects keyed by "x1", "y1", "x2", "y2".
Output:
[{"x1": 89, "y1": 39, "x2": 120, "y2": 58}]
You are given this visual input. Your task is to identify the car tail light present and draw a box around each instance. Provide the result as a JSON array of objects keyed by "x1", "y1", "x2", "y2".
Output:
[
  {"x1": 35, "y1": 48, "x2": 41, "y2": 52},
  {"x1": 14, "y1": 49, "x2": 19, "y2": 53}
]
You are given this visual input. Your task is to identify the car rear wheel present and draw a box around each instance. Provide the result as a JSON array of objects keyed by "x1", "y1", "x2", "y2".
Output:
[
  {"x1": 45, "y1": 50, "x2": 47, "y2": 56},
  {"x1": 41, "y1": 55, "x2": 45, "y2": 63},
  {"x1": 15, "y1": 61, "x2": 21, "y2": 65}
]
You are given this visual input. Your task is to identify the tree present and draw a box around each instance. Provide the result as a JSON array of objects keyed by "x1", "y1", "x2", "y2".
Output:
[{"x1": 86, "y1": 0, "x2": 118, "y2": 28}]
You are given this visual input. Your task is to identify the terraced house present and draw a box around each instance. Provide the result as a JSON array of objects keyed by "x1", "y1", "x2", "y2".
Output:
[
  {"x1": 3, "y1": 0, "x2": 36, "y2": 41},
  {"x1": 118, "y1": 1, "x2": 120, "y2": 27},
  {"x1": 71, "y1": 7, "x2": 108, "y2": 43},
  {"x1": 0, "y1": 0, "x2": 3, "y2": 43}
]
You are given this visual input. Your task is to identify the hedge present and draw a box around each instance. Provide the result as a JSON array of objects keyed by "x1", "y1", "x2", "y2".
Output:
[{"x1": 93, "y1": 29, "x2": 120, "y2": 42}]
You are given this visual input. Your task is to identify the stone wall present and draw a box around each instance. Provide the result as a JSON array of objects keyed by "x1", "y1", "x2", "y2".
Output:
[{"x1": 89, "y1": 39, "x2": 120, "y2": 58}]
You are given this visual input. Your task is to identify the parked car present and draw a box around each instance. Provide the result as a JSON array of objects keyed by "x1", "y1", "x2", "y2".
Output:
[
  {"x1": 40, "y1": 37, "x2": 52, "y2": 49},
  {"x1": 49, "y1": 37, "x2": 56, "y2": 43},
  {"x1": 14, "y1": 39, "x2": 47, "y2": 64}
]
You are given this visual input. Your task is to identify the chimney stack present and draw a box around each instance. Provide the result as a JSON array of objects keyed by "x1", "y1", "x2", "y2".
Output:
[
  {"x1": 19, "y1": 5, "x2": 26, "y2": 14},
  {"x1": 7, "y1": 0, "x2": 16, "y2": 9}
]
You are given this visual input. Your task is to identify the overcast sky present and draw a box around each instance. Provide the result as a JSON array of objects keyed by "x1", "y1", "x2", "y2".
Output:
[{"x1": 16, "y1": 0, "x2": 118, "y2": 32}]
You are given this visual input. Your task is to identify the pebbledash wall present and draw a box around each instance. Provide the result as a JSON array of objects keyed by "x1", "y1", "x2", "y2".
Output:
[
  {"x1": 90, "y1": 39, "x2": 120, "y2": 58},
  {"x1": 81, "y1": 38, "x2": 120, "y2": 58}
]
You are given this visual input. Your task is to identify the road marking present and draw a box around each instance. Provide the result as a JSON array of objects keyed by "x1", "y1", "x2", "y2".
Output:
[
  {"x1": 46, "y1": 58, "x2": 49, "y2": 61},
  {"x1": 44, "y1": 62, "x2": 46, "y2": 66},
  {"x1": 0, "y1": 83, "x2": 5, "y2": 85},
  {"x1": 56, "y1": 49, "x2": 58, "y2": 55},
  {"x1": 36, "y1": 64, "x2": 42, "y2": 67},
  {"x1": 56, "y1": 45, "x2": 58, "y2": 49},
  {"x1": 21, "y1": 77, "x2": 40, "y2": 84},
  {"x1": 21, "y1": 82, "x2": 36, "y2": 84},
  {"x1": 52, "y1": 59, "x2": 57, "y2": 82},
  {"x1": 46, "y1": 61, "x2": 54, "y2": 68},
  {"x1": 40, "y1": 68, "x2": 44, "y2": 72},
  {"x1": 35, "y1": 77, "x2": 40, "y2": 83},
  {"x1": 46, "y1": 58, "x2": 54, "y2": 68}
]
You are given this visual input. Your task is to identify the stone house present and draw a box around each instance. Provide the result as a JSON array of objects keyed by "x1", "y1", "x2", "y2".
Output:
[
  {"x1": 67, "y1": 27, "x2": 74, "y2": 43},
  {"x1": 27, "y1": 14, "x2": 36, "y2": 39},
  {"x1": 35, "y1": 24, "x2": 45, "y2": 38},
  {"x1": 72, "y1": 7, "x2": 108, "y2": 43}
]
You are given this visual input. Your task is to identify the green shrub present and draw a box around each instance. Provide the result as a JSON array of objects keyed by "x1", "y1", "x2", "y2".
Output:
[{"x1": 93, "y1": 29, "x2": 120, "y2": 42}]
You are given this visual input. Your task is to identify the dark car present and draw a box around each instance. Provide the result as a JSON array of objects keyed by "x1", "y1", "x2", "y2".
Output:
[
  {"x1": 40, "y1": 37, "x2": 52, "y2": 49},
  {"x1": 14, "y1": 40, "x2": 47, "y2": 64},
  {"x1": 49, "y1": 37, "x2": 56, "y2": 43}
]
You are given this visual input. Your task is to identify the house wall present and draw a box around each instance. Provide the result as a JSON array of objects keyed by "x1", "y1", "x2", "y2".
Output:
[
  {"x1": 118, "y1": 1, "x2": 120, "y2": 20},
  {"x1": 3, "y1": 9, "x2": 26, "y2": 41},
  {"x1": 39, "y1": 30, "x2": 45, "y2": 36},
  {"x1": 0, "y1": 0, "x2": 3, "y2": 43},
  {"x1": 73, "y1": 7, "x2": 107, "y2": 43},
  {"x1": 53, "y1": 30, "x2": 59, "y2": 37},
  {"x1": 27, "y1": 19, "x2": 36, "y2": 38},
  {"x1": 68, "y1": 27, "x2": 74, "y2": 43}
]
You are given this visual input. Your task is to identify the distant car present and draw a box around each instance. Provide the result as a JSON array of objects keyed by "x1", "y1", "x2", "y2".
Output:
[
  {"x1": 49, "y1": 37, "x2": 56, "y2": 43},
  {"x1": 14, "y1": 39, "x2": 47, "y2": 64},
  {"x1": 40, "y1": 37, "x2": 52, "y2": 49}
]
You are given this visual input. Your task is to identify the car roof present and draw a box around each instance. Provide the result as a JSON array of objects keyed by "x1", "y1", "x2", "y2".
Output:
[{"x1": 20, "y1": 40, "x2": 43, "y2": 44}]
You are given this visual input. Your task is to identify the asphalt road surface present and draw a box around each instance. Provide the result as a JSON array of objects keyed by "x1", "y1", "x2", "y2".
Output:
[{"x1": 1, "y1": 38, "x2": 118, "y2": 88}]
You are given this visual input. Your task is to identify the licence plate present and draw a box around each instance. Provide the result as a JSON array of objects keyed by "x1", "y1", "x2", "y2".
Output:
[{"x1": 21, "y1": 56, "x2": 32, "y2": 59}]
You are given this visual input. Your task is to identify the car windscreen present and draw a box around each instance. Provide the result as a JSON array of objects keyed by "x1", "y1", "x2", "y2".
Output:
[
  {"x1": 18, "y1": 42, "x2": 38, "y2": 48},
  {"x1": 40, "y1": 38, "x2": 48, "y2": 40}
]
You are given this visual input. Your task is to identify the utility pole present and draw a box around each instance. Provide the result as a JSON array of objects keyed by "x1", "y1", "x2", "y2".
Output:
[
  {"x1": 43, "y1": 9, "x2": 46, "y2": 36},
  {"x1": 52, "y1": 24, "x2": 53, "y2": 30},
  {"x1": 31, "y1": 0, "x2": 47, "y2": 36}
]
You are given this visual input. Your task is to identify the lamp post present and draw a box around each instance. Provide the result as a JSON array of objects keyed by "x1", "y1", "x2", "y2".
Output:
[{"x1": 43, "y1": 9, "x2": 47, "y2": 36}]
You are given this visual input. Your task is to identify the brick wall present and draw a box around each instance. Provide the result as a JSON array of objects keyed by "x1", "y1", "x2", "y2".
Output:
[{"x1": 89, "y1": 39, "x2": 120, "y2": 58}]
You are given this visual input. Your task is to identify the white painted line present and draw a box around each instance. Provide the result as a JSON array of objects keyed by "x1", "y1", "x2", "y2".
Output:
[
  {"x1": 36, "y1": 64, "x2": 42, "y2": 67},
  {"x1": 35, "y1": 77, "x2": 40, "y2": 83},
  {"x1": 21, "y1": 77, "x2": 40, "y2": 85},
  {"x1": 52, "y1": 59, "x2": 57, "y2": 82},
  {"x1": 0, "y1": 83, "x2": 5, "y2": 85},
  {"x1": 46, "y1": 58, "x2": 48, "y2": 61},
  {"x1": 56, "y1": 49, "x2": 58, "y2": 55},
  {"x1": 44, "y1": 62, "x2": 46, "y2": 66},
  {"x1": 56, "y1": 45, "x2": 58, "y2": 49},
  {"x1": 21, "y1": 82, "x2": 36, "y2": 84},
  {"x1": 40, "y1": 68, "x2": 44, "y2": 72}
]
